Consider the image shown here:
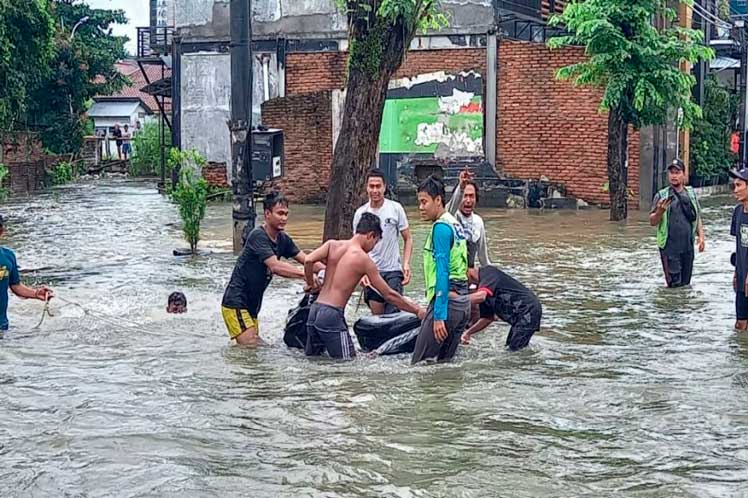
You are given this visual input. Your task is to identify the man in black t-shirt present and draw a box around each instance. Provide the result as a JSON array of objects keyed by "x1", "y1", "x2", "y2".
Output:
[
  {"x1": 730, "y1": 167, "x2": 748, "y2": 331},
  {"x1": 462, "y1": 265, "x2": 542, "y2": 351},
  {"x1": 221, "y1": 192, "x2": 322, "y2": 346}
]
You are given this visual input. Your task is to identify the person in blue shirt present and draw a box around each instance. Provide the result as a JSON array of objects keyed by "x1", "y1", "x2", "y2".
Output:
[
  {"x1": 0, "y1": 215, "x2": 54, "y2": 330},
  {"x1": 411, "y1": 176, "x2": 471, "y2": 365}
]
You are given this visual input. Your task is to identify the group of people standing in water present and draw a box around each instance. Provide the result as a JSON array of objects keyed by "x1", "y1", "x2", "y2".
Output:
[{"x1": 220, "y1": 168, "x2": 542, "y2": 364}]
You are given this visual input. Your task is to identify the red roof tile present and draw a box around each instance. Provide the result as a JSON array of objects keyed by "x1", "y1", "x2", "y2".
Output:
[{"x1": 98, "y1": 59, "x2": 172, "y2": 114}]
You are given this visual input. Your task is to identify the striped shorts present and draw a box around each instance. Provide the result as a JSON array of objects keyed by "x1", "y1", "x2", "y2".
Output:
[{"x1": 304, "y1": 302, "x2": 355, "y2": 360}]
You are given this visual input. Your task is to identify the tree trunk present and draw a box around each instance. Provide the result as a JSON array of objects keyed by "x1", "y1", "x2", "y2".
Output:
[
  {"x1": 607, "y1": 105, "x2": 629, "y2": 221},
  {"x1": 322, "y1": 8, "x2": 411, "y2": 241}
]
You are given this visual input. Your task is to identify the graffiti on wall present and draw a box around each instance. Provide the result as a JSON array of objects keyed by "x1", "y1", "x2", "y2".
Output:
[{"x1": 379, "y1": 71, "x2": 484, "y2": 159}]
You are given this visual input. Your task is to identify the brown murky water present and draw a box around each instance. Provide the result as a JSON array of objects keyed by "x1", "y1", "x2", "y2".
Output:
[{"x1": 1, "y1": 178, "x2": 747, "y2": 497}]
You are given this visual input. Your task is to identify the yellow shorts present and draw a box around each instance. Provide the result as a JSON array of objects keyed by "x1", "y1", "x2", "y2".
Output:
[{"x1": 221, "y1": 306, "x2": 259, "y2": 339}]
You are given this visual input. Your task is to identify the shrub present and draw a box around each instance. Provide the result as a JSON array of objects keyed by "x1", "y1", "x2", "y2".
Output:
[
  {"x1": 169, "y1": 149, "x2": 208, "y2": 254},
  {"x1": 129, "y1": 120, "x2": 172, "y2": 176}
]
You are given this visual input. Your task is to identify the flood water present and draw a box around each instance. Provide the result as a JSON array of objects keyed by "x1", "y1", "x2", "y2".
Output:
[{"x1": 2, "y1": 178, "x2": 748, "y2": 497}]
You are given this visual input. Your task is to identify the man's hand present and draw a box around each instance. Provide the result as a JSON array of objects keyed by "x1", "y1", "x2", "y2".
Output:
[
  {"x1": 433, "y1": 320, "x2": 448, "y2": 343},
  {"x1": 655, "y1": 197, "x2": 672, "y2": 214},
  {"x1": 416, "y1": 306, "x2": 426, "y2": 321},
  {"x1": 35, "y1": 287, "x2": 54, "y2": 301},
  {"x1": 461, "y1": 332, "x2": 472, "y2": 345},
  {"x1": 697, "y1": 236, "x2": 706, "y2": 253},
  {"x1": 360, "y1": 275, "x2": 371, "y2": 289},
  {"x1": 459, "y1": 168, "x2": 474, "y2": 188},
  {"x1": 402, "y1": 264, "x2": 411, "y2": 286}
]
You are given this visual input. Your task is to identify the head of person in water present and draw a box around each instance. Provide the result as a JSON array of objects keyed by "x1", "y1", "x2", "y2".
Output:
[
  {"x1": 461, "y1": 180, "x2": 480, "y2": 217},
  {"x1": 167, "y1": 291, "x2": 187, "y2": 314},
  {"x1": 355, "y1": 212, "x2": 383, "y2": 253},
  {"x1": 417, "y1": 176, "x2": 446, "y2": 222},
  {"x1": 263, "y1": 192, "x2": 290, "y2": 233},
  {"x1": 366, "y1": 168, "x2": 387, "y2": 206}
]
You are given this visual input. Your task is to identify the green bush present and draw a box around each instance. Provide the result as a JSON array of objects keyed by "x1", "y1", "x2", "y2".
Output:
[
  {"x1": 169, "y1": 149, "x2": 208, "y2": 254},
  {"x1": 690, "y1": 77, "x2": 738, "y2": 179},
  {"x1": 0, "y1": 163, "x2": 9, "y2": 201},
  {"x1": 52, "y1": 161, "x2": 74, "y2": 185},
  {"x1": 129, "y1": 120, "x2": 172, "y2": 176}
]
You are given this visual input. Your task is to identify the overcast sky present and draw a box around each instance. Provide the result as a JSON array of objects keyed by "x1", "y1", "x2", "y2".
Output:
[{"x1": 87, "y1": 0, "x2": 149, "y2": 55}]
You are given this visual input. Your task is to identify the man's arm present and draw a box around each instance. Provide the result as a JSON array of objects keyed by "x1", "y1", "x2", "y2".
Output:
[
  {"x1": 446, "y1": 183, "x2": 463, "y2": 215},
  {"x1": 477, "y1": 232, "x2": 492, "y2": 267},
  {"x1": 695, "y1": 194, "x2": 705, "y2": 252},
  {"x1": 400, "y1": 228, "x2": 413, "y2": 285},
  {"x1": 10, "y1": 283, "x2": 53, "y2": 301},
  {"x1": 293, "y1": 251, "x2": 325, "y2": 273},
  {"x1": 303, "y1": 241, "x2": 332, "y2": 289},
  {"x1": 366, "y1": 258, "x2": 424, "y2": 318},
  {"x1": 649, "y1": 194, "x2": 671, "y2": 226},
  {"x1": 264, "y1": 257, "x2": 305, "y2": 279},
  {"x1": 462, "y1": 317, "x2": 493, "y2": 344}
]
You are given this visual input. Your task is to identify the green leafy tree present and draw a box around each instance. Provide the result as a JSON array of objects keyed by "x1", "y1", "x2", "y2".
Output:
[
  {"x1": 130, "y1": 121, "x2": 172, "y2": 176},
  {"x1": 548, "y1": 0, "x2": 713, "y2": 220},
  {"x1": 323, "y1": 0, "x2": 448, "y2": 240},
  {"x1": 690, "y1": 77, "x2": 737, "y2": 180},
  {"x1": 0, "y1": 0, "x2": 55, "y2": 129},
  {"x1": 29, "y1": 0, "x2": 128, "y2": 154},
  {"x1": 169, "y1": 148, "x2": 208, "y2": 254}
]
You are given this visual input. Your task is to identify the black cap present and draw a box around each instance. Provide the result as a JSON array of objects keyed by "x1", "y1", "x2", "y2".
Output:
[
  {"x1": 729, "y1": 167, "x2": 748, "y2": 182},
  {"x1": 668, "y1": 159, "x2": 686, "y2": 172}
]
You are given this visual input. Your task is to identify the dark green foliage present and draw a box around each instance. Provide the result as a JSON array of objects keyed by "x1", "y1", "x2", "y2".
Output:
[
  {"x1": 0, "y1": 0, "x2": 55, "y2": 129},
  {"x1": 690, "y1": 77, "x2": 737, "y2": 179},
  {"x1": 129, "y1": 121, "x2": 172, "y2": 177}
]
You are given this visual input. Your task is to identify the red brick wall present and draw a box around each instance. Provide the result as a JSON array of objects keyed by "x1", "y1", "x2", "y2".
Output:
[
  {"x1": 1, "y1": 132, "x2": 44, "y2": 163},
  {"x1": 6, "y1": 161, "x2": 46, "y2": 194},
  {"x1": 202, "y1": 162, "x2": 229, "y2": 188},
  {"x1": 276, "y1": 43, "x2": 639, "y2": 207},
  {"x1": 497, "y1": 40, "x2": 639, "y2": 207},
  {"x1": 261, "y1": 92, "x2": 333, "y2": 203},
  {"x1": 286, "y1": 49, "x2": 486, "y2": 96}
]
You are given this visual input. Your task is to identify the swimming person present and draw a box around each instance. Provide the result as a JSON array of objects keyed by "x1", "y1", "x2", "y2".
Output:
[
  {"x1": 303, "y1": 213, "x2": 425, "y2": 360},
  {"x1": 167, "y1": 292, "x2": 187, "y2": 314}
]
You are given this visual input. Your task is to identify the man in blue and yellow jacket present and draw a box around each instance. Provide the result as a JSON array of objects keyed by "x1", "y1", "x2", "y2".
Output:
[{"x1": 412, "y1": 176, "x2": 471, "y2": 365}]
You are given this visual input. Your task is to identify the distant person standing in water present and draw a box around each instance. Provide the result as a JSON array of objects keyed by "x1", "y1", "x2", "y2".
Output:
[
  {"x1": 730, "y1": 167, "x2": 748, "y2": 331},
  {"x1": 649, "y1": 159, "x2": 705, "y2": 288}
]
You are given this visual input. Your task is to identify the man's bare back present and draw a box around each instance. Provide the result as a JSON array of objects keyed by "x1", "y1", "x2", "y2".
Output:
[{"x1": 316, "y1": 240, "x2": 373, "y2": 309}]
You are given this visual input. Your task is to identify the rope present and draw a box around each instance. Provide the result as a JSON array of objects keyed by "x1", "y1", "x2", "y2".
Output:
[
  {"x1": 39, "y1": 296, "x2": 162, "y2": 336},
  {"x1": 32, "y1": 295, "x2": 53, "y2": 330}
]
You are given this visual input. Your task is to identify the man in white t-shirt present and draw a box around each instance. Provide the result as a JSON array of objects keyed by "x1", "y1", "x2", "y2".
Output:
[
  {"x1": 353, "y1": 168, "x2": 413, "y2": 315},
  {"x1": 446, "y1": 169, "x2": 492, "y2": 267}
]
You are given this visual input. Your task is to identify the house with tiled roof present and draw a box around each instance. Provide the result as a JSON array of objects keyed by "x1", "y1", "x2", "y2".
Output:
[{"x1": 88, "y1": 60, "x2": 172, "y2": 135}]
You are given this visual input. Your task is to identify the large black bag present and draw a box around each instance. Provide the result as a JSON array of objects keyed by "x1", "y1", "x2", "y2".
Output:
[
  {"x1": 283, "y1": 293, "x2": 316, "y2": 349},
  {"x1": 353, "y1": 312, "x2": 421, "y2": 354}
]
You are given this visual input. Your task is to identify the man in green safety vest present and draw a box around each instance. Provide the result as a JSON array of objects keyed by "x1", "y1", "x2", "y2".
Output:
[
  {"x1": 411, "y1": 176, "x2": 471, "y2": 365},
  {"x1": 649, "y1": 159, "x2": 705, "y2": 288}
]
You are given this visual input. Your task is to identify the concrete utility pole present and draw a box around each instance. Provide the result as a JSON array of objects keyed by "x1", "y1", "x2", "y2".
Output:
[
  {"x1": 738, "y1": 19, "x2": 748, "y2": 167},
  {"x1": 230, "y1": 0, "x2": 254, "y2": 254},
  {"x1": 678, "y1": 1, "x2": 693, "y2": 178}
]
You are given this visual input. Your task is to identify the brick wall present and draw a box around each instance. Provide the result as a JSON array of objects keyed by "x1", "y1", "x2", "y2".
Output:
[
  {"x1": 261, "y1": 92, "x2": 333, "y2": 203},
  {"x1": 286, "y1": 48, "x2": 486, "y2": 96},
  {"x1": 202, "y1": 162, "x2": 229, "y2": 188},
  {"x1": 6, "y1": 161, "x2": 46, "y2": 194},
  {"x1": 1, "y1": 132, "x2": 44, "y2": 164},
  {"x1": 497, "y1": 40, "x2": 639, "y2": 207},
  {"x1": 274, "y1": 43, "x2": 640, "y2": 207}
]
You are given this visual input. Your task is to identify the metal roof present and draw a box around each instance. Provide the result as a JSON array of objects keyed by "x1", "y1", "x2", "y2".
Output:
[{"x1": 88, "y1": 100, "x2": 145, "y2": 118}]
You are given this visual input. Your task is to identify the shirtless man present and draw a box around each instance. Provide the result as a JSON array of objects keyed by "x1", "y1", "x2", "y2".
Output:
[{"x1": 303, "y1": 213, "x2": 426, "y2": 359}]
